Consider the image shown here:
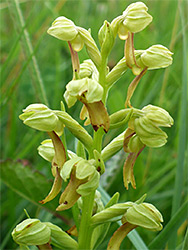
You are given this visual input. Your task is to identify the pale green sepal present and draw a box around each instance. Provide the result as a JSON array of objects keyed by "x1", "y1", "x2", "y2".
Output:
[
  {"x1": 12, "y1": 219, "x2": 51, "y2": 246},
  {"x1": 38, "y1": 139, "x2": 54, "y2": 162},
  {"x1": 76, "y1": 159, "x2": 96, "y2": 179},
  {"x1": 64, "y1": 91, "x2": 77, "y2": 108},
  {"x1": 44, "y1": 222, "x2": 78, "y2": 250},
  {"x1": 134, "y1": 117, "x2": 168, "y2": 147},
  {"x1": 60, "y1": 157, "x2": 82, "y2": 181},
  {"x1": 71, "y1": 34, "x2": 84, "y2": 52},
  {"x1": 47, "y1": 16, "x2": 78, "y2": 41},
  {"x1": 22, "y1": 104, "x2": 48, "y2": 112},
  {"x1": 76, "y1": 171, "x2": 100, "y2": 196}
]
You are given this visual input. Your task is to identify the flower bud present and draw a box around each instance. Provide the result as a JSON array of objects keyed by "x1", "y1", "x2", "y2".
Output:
[
  {"x1": 135, "y1": 45, "x2": 173, "y2": 70},
  {"x1": 142, "y1": 104, "x2": 174, "y2": 127},
  {"x1": 12, "y1": 219, "x2": 51, "y2": 246},
  {"x1": 47, "y1": 16, "x2": 78, "y2": 41},
  {"x1": 122, "y1": 2, "x2": 153, "y2": 34},
  {"x1": 19, "y1": 104, "x2": 64, "y2": 134},
  {"x1": 98, "y1": 20, "x2": 114, "y2": 57},
  {"x1": 132, "y1": 105, "x2": 173, "y2": 148},
  {"x1": 123, "y1": 203, "x2": 163, "y2": 231},
  {"x1": 139, "y1": 45, "x2": 173, "y2": 69}
]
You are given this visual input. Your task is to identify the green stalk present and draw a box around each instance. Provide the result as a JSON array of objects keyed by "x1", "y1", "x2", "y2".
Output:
[{"x1": 78, "y1": 191, "x2": 95, "y2": 249}]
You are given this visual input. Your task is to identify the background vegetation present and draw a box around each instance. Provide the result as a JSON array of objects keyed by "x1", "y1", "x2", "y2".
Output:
[{"x1": 0, "y1": 0, "x2": 187, "y2": 249}]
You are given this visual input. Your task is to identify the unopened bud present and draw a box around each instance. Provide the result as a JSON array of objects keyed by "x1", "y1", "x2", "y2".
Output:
[
  {"x1": 19, "y1": 104, "x2": 63, "y2": 134},
  {"x1": 47, "y1": 16, "x2": 78, "y2": 41},
  {"x1": 12, "y1": 219, "x2": 51, "y2": 246},
  {"x1": 139, "y1": 45, "x2": 173, "y2": 69},
  {"x1": 123, "y1": 203, "x2": 163, "y2": 231},
  {"x1": 122, "y1": 2, "x2": 152, "y2": 34}
]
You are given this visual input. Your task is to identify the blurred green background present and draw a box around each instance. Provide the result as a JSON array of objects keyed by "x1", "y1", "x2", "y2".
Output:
[{"x1": 0, "y1": 0, "x2": 187, "y2": 249}]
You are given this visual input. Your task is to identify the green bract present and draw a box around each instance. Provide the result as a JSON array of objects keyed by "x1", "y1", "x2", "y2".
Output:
[{"x1": 12, "y1": 219, "x2": 51, "y2": 246}]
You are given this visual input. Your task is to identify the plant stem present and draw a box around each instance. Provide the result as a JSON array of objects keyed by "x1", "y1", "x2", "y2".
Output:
[{"x1": 78, "y1": 191, "x2": 95, "y2": 249}]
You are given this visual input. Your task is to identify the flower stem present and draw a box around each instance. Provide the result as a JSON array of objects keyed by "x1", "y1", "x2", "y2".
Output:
[{"x1": 78, "y1": 191, "x2": 95, "y2": 249}]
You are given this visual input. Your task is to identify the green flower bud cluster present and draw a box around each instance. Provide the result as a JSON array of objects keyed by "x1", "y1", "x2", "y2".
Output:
[
  {"x1": 12, "y1": 219, "x2": 78, "y2": 249},
  {"x1": 111, "y1": 2, "x2": 152, "y2": 40}
]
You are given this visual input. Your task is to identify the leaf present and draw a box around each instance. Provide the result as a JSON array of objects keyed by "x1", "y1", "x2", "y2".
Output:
[{"x1": 0, "y1": 160, "x2": 60, "y2": 212}]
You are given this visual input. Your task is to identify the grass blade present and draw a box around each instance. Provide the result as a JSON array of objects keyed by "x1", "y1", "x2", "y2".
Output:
[
  {"x1": 149, "y1": 200, "x2": 188, "y2": 250},
  {"x1": 168, "y1": 0, "x2": 187, "y2": 248},
  {"x1": 14, "y1": 0, "x2": 49, "y2": 106}
]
